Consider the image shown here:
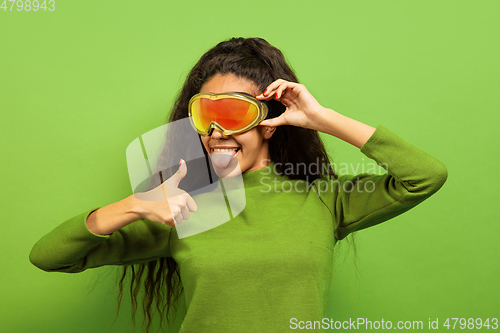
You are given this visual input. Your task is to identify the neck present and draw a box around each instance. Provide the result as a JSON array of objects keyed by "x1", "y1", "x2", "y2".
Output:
[{"x1": 245, "y1": 141, "x2": 271, "y2": 173}]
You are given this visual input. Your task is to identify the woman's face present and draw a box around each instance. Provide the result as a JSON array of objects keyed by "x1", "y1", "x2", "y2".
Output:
[{"x1": 198, "y1": 73, "x2": 276, "y2": 177}]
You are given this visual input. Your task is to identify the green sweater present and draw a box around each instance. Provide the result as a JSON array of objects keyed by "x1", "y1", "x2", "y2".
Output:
[{"x1": 29, "y1": 125, "x2": 448, "y2": 333}]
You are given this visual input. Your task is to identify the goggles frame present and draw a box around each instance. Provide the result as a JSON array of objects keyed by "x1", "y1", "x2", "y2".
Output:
[{"x1": 188, "y1": 92, "x2": 269, "y2": 136}]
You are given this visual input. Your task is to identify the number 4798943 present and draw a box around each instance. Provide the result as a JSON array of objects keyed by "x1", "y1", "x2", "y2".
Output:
[{"x1": 1, "y1": 0, "x2": 55, "y2": 11}]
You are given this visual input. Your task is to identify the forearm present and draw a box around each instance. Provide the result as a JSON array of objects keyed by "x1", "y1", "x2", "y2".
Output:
[
  {"x1": 327, "y1": 125, "x2": 448, "y2": 239},
  {"x1": 311, "y1": 108, "x2": 376, "y2": 149},
  {"x1": 86, "y1": 195, "x2": 142, "y2": 235}
]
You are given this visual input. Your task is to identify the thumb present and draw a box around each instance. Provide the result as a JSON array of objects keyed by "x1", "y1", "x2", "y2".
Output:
[
  {"x1": 165, "y1": 159, "x2": 187, "y2": 188},
  {"x1": 259, "y1": 116, "x2": 285, "y2": 127}
]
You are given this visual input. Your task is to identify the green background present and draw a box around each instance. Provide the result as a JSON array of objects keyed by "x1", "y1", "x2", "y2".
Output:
[{"x1": 1, "y1": 0, "x2": 498, "y2": 332}]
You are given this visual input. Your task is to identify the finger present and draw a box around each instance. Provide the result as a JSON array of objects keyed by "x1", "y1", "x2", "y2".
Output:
[
  {"x1": 164, "y1": 212, "x2": 177, "y2": 228},
  {"x1": 172, "y1": 214, "x2": 180, "y2": 227},
  {"x1": 180, "y1": 205, "x2": 190, "y2": 221},
  {"x1": 165, "y1": 159, "x2": 187, "y2": 188},
  {"x1": 185, "y1": 194, "x2": 198, "y2": 212},
  {"x1": 257, "y1": 79, "x2": 286, "y2": 97},
  {"x1": 258, "y1": 119, "x2": 274, "y2": 127},
  {"x1": 279, "y1": 94, "x2": 293, "y2": 105},
  {"x1": 257, "y1": 87, "x2": 281, "y2": 100},
  {"x1": 258, "y1": 81, "x2": 300, "y2": 101},
  {"x1": 259, "y1": 115, "x2": 286, "y2": 127},
  {"x1": 275, "y1": 82, "x2": 291, "y2": 100},
  {"x1": 264, "y1": 79, "x2": 286, "y2": 96},
  {"x1": 277, "y1": 81, "x2": 305, "y2": 100},
  {"x1": 255, "y1": 92, "x2": 275, "y2": 101},
  {"x1": 171, "y1": 207, "x2": 183, "y2": 226}
]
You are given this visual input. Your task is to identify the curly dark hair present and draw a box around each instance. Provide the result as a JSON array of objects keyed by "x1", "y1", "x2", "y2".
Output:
[{"x1": 114, "y1": 36, "x2": 339, "y2": 333}]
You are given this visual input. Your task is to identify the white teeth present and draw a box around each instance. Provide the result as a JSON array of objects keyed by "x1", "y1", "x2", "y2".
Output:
[{"x1": 212, "y1": 148, "x2": 239, "y2": 152}]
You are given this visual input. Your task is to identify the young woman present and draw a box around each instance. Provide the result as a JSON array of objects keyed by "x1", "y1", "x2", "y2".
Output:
[{"x1": 29, "y1": 37, "x2": 448, "y2": 333}]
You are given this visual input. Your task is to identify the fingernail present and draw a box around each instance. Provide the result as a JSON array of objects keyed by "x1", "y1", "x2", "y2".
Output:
[
  {"x1": 264, "y1": 88, "x2": 268, "y2": 95},
  {"x1": 275, "y1": 93, "x2": 279, "y2": 99},
  {"x1": 179, "y1": 159, "x2": 183, "y2": 166}
]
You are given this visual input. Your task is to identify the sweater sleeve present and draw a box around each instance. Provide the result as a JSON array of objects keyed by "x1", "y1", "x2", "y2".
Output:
[
  {"x1": 317, "y1": 125, "x2": 448, "y2": 240},
  {"x1": 29, "y1": 207, "x2": 173, "y2": 273}
]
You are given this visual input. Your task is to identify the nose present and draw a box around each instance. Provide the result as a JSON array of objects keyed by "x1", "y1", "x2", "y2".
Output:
[{"x1": 210, "y1": 128, "x2": 229, "y2": 139}]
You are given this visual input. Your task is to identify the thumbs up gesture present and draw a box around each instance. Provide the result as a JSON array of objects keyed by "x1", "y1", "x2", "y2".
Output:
[{"x1": 134, "y1": 159, "x2": 198, "y2": 227}]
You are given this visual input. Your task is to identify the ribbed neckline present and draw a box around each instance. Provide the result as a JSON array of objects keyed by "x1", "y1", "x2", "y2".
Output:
[{"x1": 242, "y1": 161, "x2": 283, "y2": 187}]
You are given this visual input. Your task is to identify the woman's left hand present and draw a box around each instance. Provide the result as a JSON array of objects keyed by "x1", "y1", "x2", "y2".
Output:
[{"x1": 255, "y1": 79, "x2": 325, "y2": 129}]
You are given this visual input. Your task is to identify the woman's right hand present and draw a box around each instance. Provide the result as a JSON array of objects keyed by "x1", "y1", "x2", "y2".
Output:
[{"x1": 133, "y1": 159, "x2": 198, "y2": 228}]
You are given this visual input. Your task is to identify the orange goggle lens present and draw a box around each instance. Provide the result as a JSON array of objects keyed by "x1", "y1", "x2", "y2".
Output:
[{"x1": 190, "y1": 97, "x2": 259, "y2": 134}]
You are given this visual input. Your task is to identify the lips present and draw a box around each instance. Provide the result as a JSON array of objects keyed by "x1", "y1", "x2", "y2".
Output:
[{"x1": 211, "y1": 145, "x2": 240, "y2": 150}]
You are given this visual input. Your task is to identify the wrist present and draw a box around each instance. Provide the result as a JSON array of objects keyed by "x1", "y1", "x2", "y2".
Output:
[
  {"x1": 124, "y1": 194, "x2": 145, "y2": 220},
  {"x1": 308, "y1": 107, "x2": 341, "y2": 133},
  {"x1": 309, "y1": 108, "x2": 376, "y2": 149}
]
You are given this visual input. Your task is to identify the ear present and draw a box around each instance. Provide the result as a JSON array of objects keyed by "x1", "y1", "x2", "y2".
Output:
[{"x1": 263, "y1": 126, "x2": 276, "y2": 140}]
